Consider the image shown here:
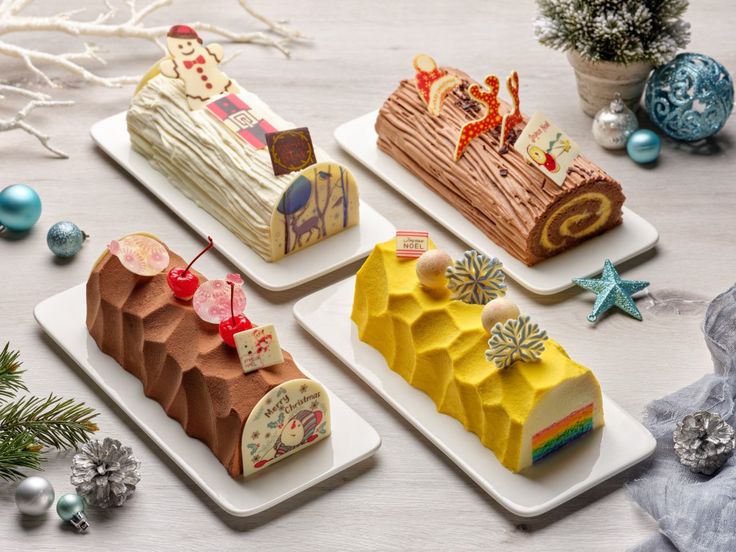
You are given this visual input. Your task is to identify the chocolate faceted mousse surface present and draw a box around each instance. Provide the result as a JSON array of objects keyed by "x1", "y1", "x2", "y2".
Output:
[{"x1": 86, "y1": 241, "x2": 305, "y2": 477}]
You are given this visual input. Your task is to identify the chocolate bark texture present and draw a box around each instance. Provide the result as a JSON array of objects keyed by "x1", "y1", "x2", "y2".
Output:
[
  {"x1": 375, "y1": 69, "x2": 626, "y2": 266},
  {"x1": 86, "y1": 242, "x2": 304, "y2": 477}
]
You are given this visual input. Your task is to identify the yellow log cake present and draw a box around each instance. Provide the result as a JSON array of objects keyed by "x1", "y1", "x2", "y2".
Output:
[{"x1": 351, "y1": 239, "x2": 604, "y2": 472}]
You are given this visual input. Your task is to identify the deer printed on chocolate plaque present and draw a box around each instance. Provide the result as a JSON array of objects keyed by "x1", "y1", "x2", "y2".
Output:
[{"x1": 454, "y1": 75, "x2": 503, "y2": 161}]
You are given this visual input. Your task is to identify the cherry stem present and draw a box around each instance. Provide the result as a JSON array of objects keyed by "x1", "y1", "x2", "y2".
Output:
[
  {"x1": 183, "y1": 236, "x2": 213, "y2": 275},
  {"x1": 228, "y1": 281, "x2": 235, "y2": 321}
]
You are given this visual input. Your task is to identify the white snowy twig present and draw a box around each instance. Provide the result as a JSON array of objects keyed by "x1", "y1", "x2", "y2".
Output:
[
  {"x1": 0, "y1": 0, "x2": 306, "y2": 157},
  {"x1": 0, "y1": 84, "x2": 72, "y2": 157}
]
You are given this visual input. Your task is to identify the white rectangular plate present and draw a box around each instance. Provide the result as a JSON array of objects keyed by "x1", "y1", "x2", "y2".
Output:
[
  {"x1": 91, "y1": 111, "x2": 396, "y2": 292},
  {"x1": 334, "y1": 111, "x2": 659, "y2": 295},
  {"x1": 293, "y1": 277, "x2": 655, "y2": 517},
  {"x1": 35, "y1": 284, "x2": 381, "y2": 517}
]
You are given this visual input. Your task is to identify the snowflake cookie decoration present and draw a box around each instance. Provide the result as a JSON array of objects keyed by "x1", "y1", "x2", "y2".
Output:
[
  {"x1": 446, "y1": 250, "x2": 506, "y2": 305},
  {"x1": 486, "y1": 315, "x2": 548, "y2": 369}
]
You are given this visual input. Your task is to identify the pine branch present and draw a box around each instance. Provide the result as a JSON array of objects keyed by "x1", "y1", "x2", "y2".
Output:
[
  {"x1": 0, "y1": 343, "x2": 27, "y2": 402},
  {"x1": 0, "y1": 394, "x2": 99, "y2": 449},
  {"x1": 0, "y1": 431, "x2": 41, "y2": 481}
]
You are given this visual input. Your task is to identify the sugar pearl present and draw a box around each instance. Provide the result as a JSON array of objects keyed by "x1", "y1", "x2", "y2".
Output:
[
  {"x1": 481, "y1": 298, "x2": 520, "y2": 332},
  {"x1": 416, "y1": 249, "x2": 453, "y2": 289}
]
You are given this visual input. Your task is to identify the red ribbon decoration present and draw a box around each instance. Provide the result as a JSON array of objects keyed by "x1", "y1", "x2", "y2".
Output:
[{"x1": 183, "y1": 55, "x2": 206, "y2": 69}]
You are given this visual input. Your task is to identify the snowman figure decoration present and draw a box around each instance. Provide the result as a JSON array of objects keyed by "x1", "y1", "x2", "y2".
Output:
[
  {"x1": 159, "y1": 25, "x2": 238, "y2": 110},
  {"x1": 253, "y1": 409, "x2": 323, "y2": 469}
]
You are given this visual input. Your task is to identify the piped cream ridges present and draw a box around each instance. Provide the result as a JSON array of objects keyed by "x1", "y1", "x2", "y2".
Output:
[
  {"x1": 351, "y1": 240, "x2": 604, "y2": 471},
  {"x1": 127, "y1": 75, "x2": 359, "y2": 262}
]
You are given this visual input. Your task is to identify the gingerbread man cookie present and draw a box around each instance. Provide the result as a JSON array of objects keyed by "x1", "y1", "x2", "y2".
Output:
[
  {"x1": 454, "y1": 74, "x2": 503, "y2": 161},
  {"x1": 159, "y1": 25, "x2": 238, "y2": 110}
]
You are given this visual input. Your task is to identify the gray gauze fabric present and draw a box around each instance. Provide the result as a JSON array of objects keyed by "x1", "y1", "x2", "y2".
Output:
[{"x1": 626, "y1": 285, "x2": 736, "y2": 552}]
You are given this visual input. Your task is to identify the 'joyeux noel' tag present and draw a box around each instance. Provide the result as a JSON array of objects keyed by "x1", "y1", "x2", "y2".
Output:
[
  {"x1": 396, "y1": 230, "x2": 429, "y2": 258},
  {"x1": 513, "y1": 112, "x2": 580, "y2": 186},
  {"x1": 234, "y1": 324, "x2": 284, "y2": 374},
  {"x1": 205, "y1": 93, "x2": 278, "y2": 150}
]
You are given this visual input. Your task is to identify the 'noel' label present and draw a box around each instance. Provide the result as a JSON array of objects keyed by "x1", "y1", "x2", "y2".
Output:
[
  {"x1": 234, "y1": 324, "x2": 284, "y2": 374},
  {"x1": 396, "y1": 230, "x2": 429, "y2": 258},
  {"x1": 513, "y1": 112, "x2": 580, "y2": 186},
  {"x1": 241, "y1": 378, "x2": 331, "y2": 476}
]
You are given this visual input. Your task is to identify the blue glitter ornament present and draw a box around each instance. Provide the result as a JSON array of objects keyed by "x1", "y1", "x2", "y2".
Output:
[
  {"x1": 573, "y1": 259, "x2": 650, "y2": 323},
  {"x1": 626, "y1": 129, "x2": 661, "y2": 164},
  {"x1": 645, "y1": 53, "x2": 734, "y2": 142},
  {"x1": 56, "y1": 493, "x2": 89, "y2": 532},
  {"x1": 47, "y1": 221, "x2": 88, "y2": 258},
  {"x1": 0, "y1": 184, "x2": 42, "y2": 232}
]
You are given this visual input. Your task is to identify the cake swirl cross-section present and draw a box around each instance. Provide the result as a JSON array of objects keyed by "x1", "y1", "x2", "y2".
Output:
[
  {"x1": 127, "y1": 25, "x2": 359, "y2": 262},
  {"x1": 375, "y1": 54, "x2": 625, "y2": 266}
]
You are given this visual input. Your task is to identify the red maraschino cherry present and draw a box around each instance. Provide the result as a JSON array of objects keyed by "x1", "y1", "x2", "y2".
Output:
[
  {"x1": 167, "y1": 236, "x2": 214, "y2": 300},
  {"x1": 219, "y1": 275, "x2": 252, "y2": 348}
]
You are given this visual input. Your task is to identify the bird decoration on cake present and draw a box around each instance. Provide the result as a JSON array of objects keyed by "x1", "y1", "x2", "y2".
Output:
[
  {"x1": 446, "y1": 250, "x2": 507, "y2": 305},
  {"x1": 486, "y1": 315, "x2": 548, "y2": 370}
]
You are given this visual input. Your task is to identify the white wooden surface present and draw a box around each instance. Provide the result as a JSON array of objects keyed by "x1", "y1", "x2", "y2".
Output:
[{"x1": 0, "y1": 1, "x2": 733, "y2": 549}]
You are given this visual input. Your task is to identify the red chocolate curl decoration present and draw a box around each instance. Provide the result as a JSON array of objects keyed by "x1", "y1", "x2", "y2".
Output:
[
  {"x1": 454, "y1": 75, "x2": 503, "y2": 161},
  {"x1": 499, "y1": 71, "x2": 522, "y2": 151}
]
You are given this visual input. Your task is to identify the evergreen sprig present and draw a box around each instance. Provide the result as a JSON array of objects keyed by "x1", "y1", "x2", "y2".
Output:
[
  {"x1": 0, "y1": 433, "x2": 42, "y2": 481},
  {"x1": 534, "y1": 0, "x2": 691, "y2": 64},
  {"x1": 0, "y1": 342, "x2": 28, "y2": 402},
  {"x1": 0, "y1": 343, "x2": 99, "y2": 481}
]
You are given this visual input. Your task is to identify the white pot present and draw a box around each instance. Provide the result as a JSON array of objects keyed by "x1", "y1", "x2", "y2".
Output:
[{"x1": 566, "y1": 50, "x2": 653, "y2": 117}]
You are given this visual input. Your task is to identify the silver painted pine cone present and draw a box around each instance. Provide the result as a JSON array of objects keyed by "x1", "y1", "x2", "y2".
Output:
[
  {"x1": 673, "y1": 411, "x2": 735, "y2": 475},
  {"x1": 70, "y1": 437, "x2": 141, "y2": 508}
]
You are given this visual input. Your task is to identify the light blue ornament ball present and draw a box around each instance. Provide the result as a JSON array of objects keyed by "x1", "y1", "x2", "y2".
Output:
[
  {"x1": 0, "y1": 184, "x2": 42, "y2": 232},
  {"x1": 645, "y1": 53, "x2": 734, "y2": 142},
  {"x1": 56, "y1": 493, "x2": 85, "y2": 521},
  {"x1": 627, "y1": 129, "x2": 661, "y2": 164},
  {"x1": 47, "y1": 221, "x2": 87, "y2": 258}
]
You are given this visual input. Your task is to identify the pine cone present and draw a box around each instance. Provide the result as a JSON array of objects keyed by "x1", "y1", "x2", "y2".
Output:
[
  {"x1": 673, "y1": 411, "x2": 735, "y2": 475},
  {"x1": 70, "y1": 437, "x2": 141, "y2": 508}
]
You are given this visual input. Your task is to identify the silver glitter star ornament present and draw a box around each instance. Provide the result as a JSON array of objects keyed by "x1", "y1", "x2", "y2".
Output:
[
  {"x1": 573, "y1": 259, "x2": 649, "y2": 323},
  {"x1": 446, "y1": 250, "x2": 506, "y2": 305}
]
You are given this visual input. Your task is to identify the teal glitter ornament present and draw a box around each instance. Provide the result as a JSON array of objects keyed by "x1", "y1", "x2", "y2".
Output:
[
  {"x1": 645, "y1": 53, "x2": 734, "y2": 142},
  {"x1": 573, "y1": 259, "x2": 650, "y2": 323},
  {"x1": 627, "y1": 129, "x2": 661, "y2": 164},
  {"x1": 0, "y1": 184, "x2": 42, "y2": 232},
  {"x1": 56, "y1": 493, "x2": 89, "y2": 532},
  {"x1": 47, "y1": 221, "x2": 88, "y2": 258}
]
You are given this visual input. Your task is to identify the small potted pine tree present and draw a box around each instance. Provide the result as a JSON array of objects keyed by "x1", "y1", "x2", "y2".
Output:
[{"x1": 534, "y1": 0, "x2": 691, "y2": 116}]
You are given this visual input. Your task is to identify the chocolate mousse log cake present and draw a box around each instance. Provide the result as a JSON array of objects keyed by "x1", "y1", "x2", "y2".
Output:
[
  {"x1": 375, "y1": 64, "x2": 625, "y2": 266},
  {"x1": 86, "y1": 240, "x2": 309, "y2": 477}
]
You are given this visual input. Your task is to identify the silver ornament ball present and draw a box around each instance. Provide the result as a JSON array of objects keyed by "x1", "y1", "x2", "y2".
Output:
[
  {"x1": 592, "y1": 93, "x2": 639, "y2": 150},
  {"x1": 46, "y1": 221, "x2": 88, "y2": 258},
  {"x1": 15, "y1": 476, "x2": 55, "y2": 516}
]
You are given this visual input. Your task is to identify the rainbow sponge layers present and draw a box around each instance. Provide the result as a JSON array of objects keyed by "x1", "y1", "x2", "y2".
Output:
[
  {"x1": 351, "y1": 240, "x2": 604, "y2": 472},
  {"x1": 532, "y1": 403, "x2": 594, "y2": 463}
]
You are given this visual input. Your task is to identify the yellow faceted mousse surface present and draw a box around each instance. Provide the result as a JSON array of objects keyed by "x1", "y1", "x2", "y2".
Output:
[{"x1": 351, "y1": 240, "x2": 604, "y2": 472}]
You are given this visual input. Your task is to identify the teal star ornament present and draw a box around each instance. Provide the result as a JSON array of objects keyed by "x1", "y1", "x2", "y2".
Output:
[{"x1": 573, "y1": 259, "x2": 650, "y2": 323}]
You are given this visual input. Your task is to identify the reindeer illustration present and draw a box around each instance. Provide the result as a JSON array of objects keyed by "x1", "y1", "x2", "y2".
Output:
[{"x1": 288, "y1": 211, "x2": 321, "y2": 249}]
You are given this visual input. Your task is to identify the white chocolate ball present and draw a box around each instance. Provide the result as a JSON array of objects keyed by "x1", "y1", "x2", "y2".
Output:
[
  {"x1": 416, "y1": 249, "x2": 453, "y2": 289},
  {"x1": 481, "y1": 298, "x2": 520, "y2": 332}
]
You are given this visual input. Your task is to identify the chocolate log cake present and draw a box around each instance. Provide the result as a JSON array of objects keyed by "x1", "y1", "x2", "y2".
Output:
[
  {"x1": 375, "y1": 68, "x2": 626, "y2": 266},
  {"x1": 86, "y1": 239, "x2": 305, "y2": 477}
]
